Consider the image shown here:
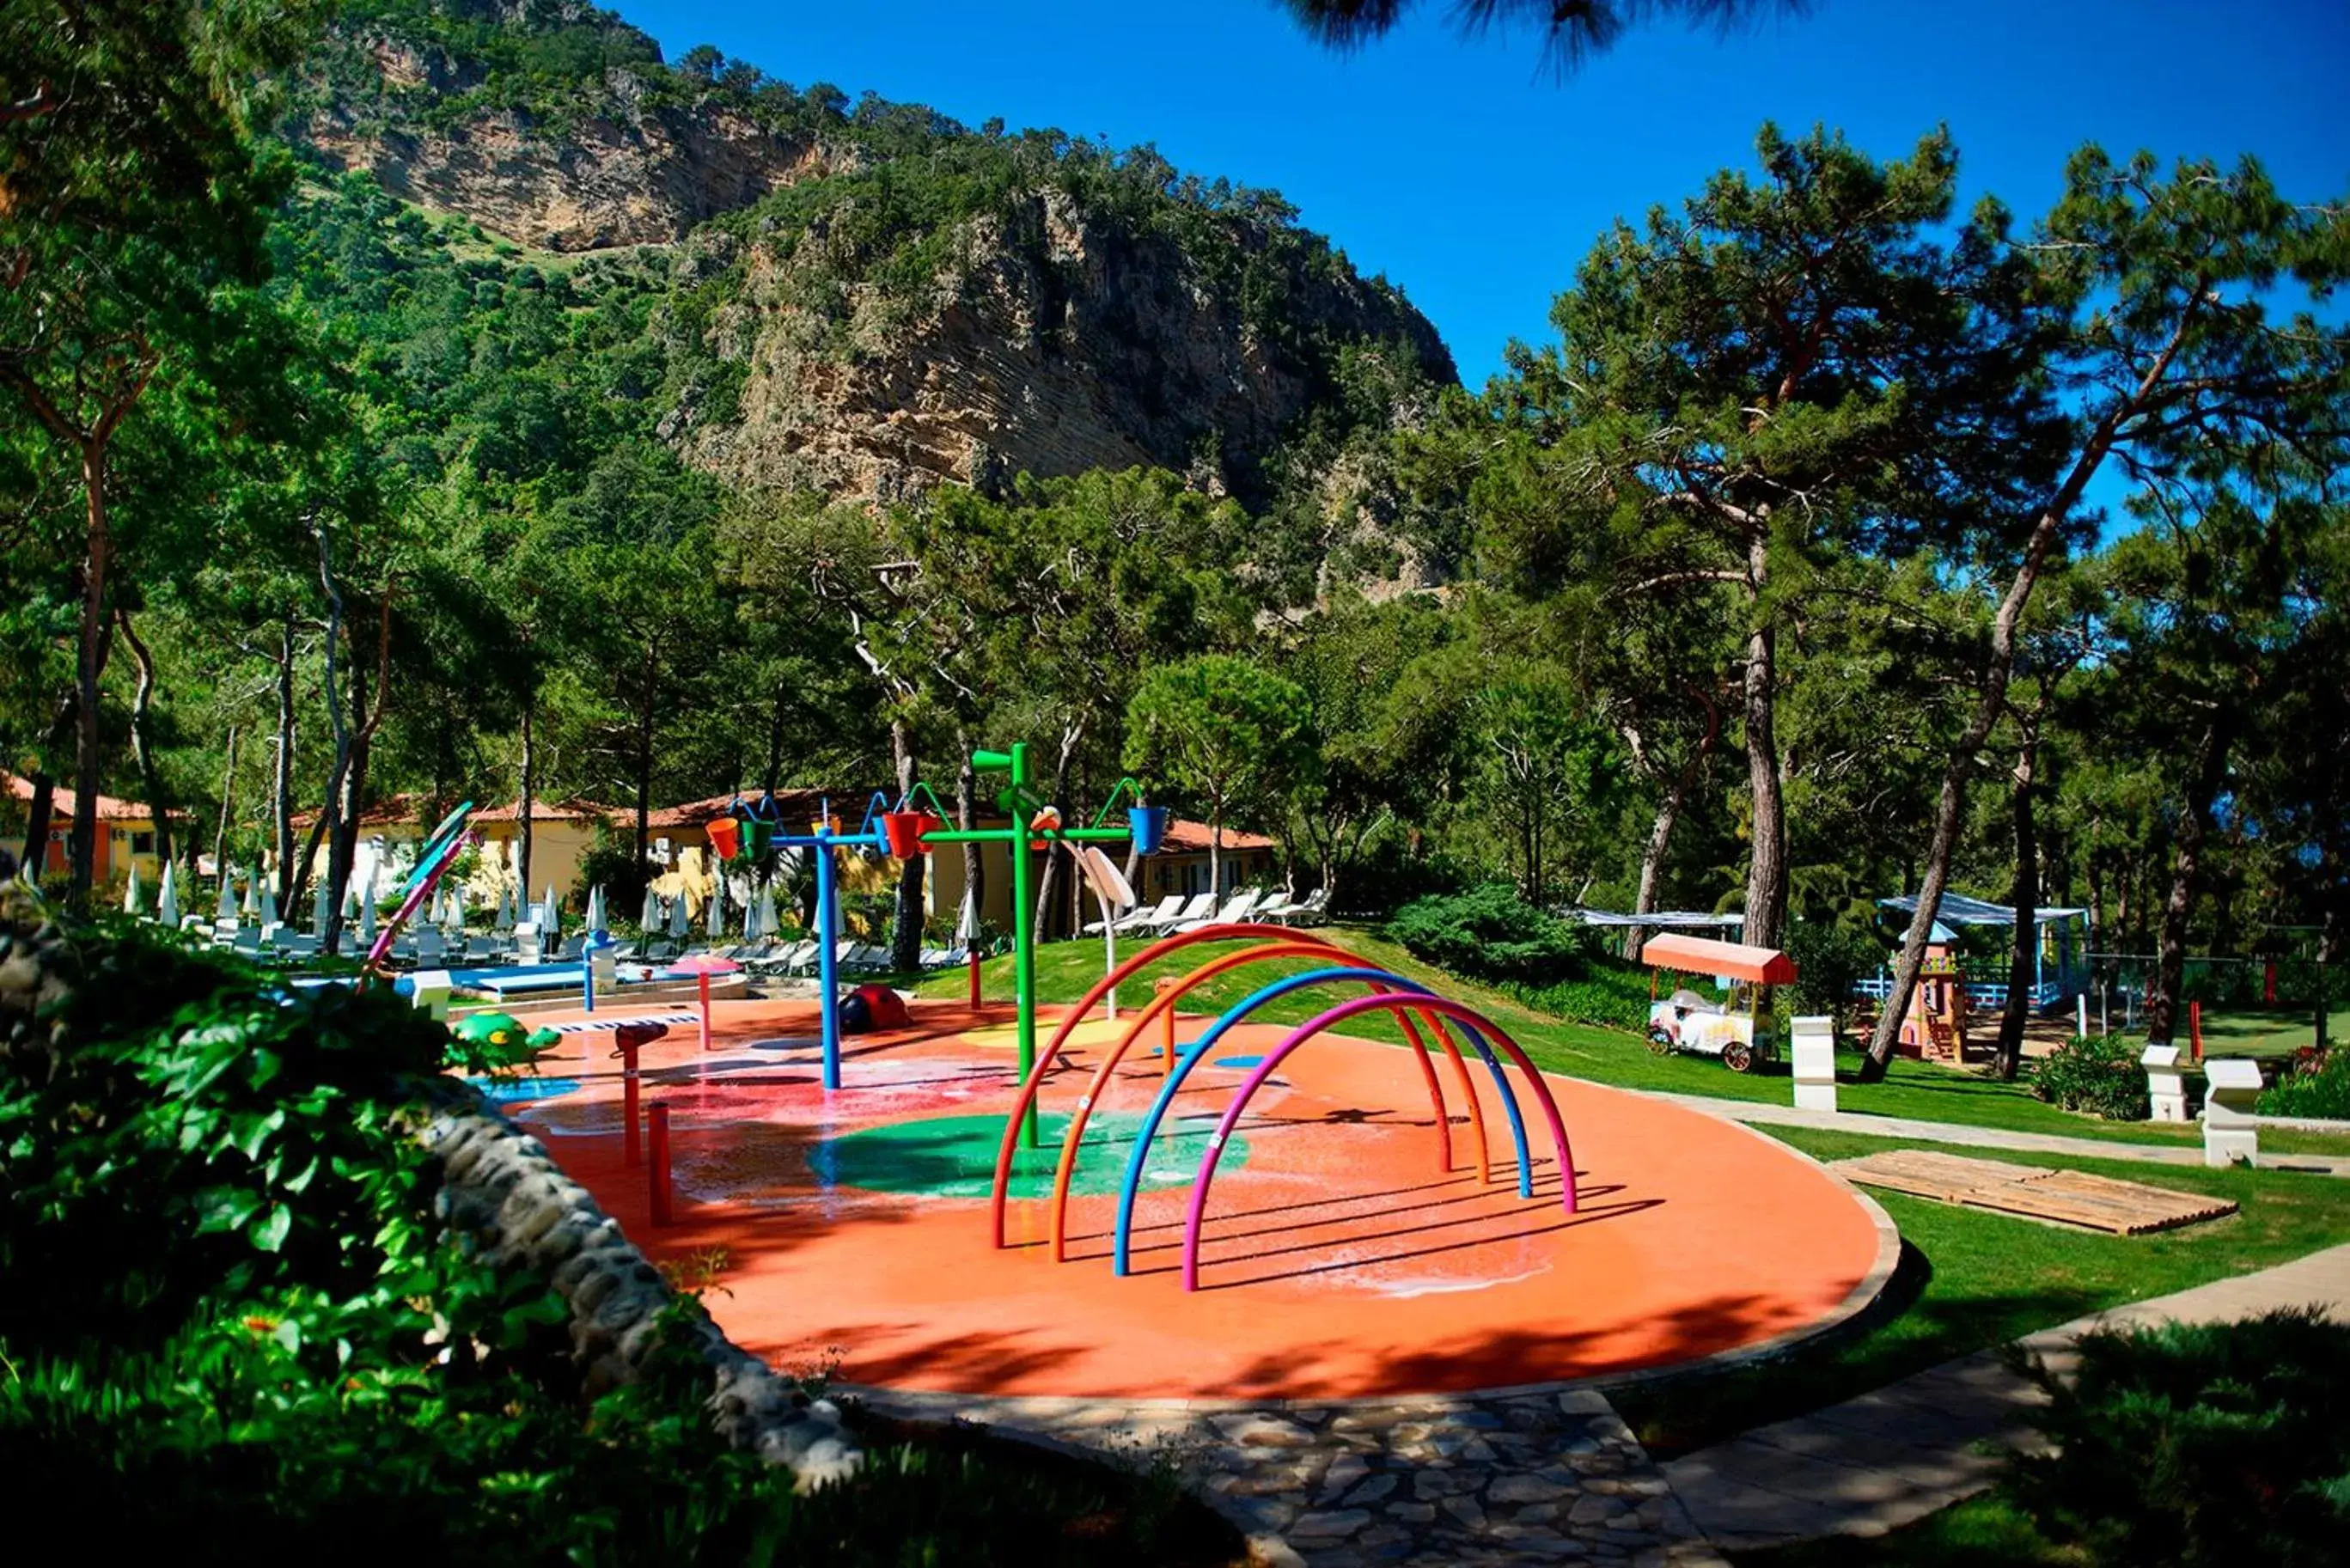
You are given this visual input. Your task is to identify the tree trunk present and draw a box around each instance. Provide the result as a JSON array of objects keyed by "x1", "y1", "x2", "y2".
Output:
[
  {"x1": 69, "y1": 440, "x2": 113, "y2": 893},
  {"x1": 1208, "y1": 814, "x2": 1224, "y2": 906},
  {"x1": 213, "y1": 722, "x2": 237, "y2": 891},
  {"x1": 633, "y1": 637, "x2": 656, "y2": 881},
  {"x1": 516, "y1": 696, "x2": 535, "y2": 899},
  {"x1": 325, "y1": 676, "x2": 363, "y2": 953},
  {"x1": 764, "y1": 680, "x2": 789, "y2": 797},
  {"x1": 1860, "y1": 302, "x2": 2200, "y2": 1080},
  {"x1": 272, "y1": 613, "x2": 296, "y2": 903},
  {"x1": 19, "y1": 692, "x2": 76, "y2": 877},
  {"x1": 2146, "y1": 715, "x2": 2231, "y2": 1045},
  {"x1": 329, "y1": 636, "x2": 377, "y2": 950},
  {"x1": 1994, "y1": 728, "x2": 2040, "y2": 1079},
  {"x1": 19, "y1": 767, "x2": 53, "y2": 881},
  {"x1": 1029, "y1": 727, "x2": 1079, "y2": 945},
  {"x1": 889, "y1": 718, "x2": 924, "y2": 971},
  {"x1": 1740, "y1": 542, "x2": 1787, "y2": 949},
  {"x1": 955, "y1": 735, "x2": 984, "y2": 944},
  {"x1": 114, "y1": 607, "x2": 171, "y2": 871},
  {"x1": 313, "y1": 530, "x2": 351, "y2": 955},
  {"x1": 1625, "y1": 697, "x2": 1721, "y2": 960}
]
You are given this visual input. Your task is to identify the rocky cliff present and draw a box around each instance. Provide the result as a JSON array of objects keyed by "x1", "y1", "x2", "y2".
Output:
[
  {"x1": 684, "y1": 190, "x2": 1453, "y2": 503},
  {"x1": 290, "y1": 0, "x2": 1457, "y2": 504}
]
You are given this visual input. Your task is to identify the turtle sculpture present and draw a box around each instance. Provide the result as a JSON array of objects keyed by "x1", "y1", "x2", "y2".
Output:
[{"x1": 451, "y1": 1011, "x2": 563, "y2": 1059}]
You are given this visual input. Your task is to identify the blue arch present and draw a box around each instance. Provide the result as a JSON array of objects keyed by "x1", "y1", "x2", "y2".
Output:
[{"x1": 1110, "y1": 966, "x2": 1534, "y2": 1275}]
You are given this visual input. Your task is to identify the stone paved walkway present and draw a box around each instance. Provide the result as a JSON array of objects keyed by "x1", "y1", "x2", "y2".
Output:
[
  {"x1": 1646, "y1": 1091, "x2": 2350, "y2": 1176},
  {"x1": 858, "y1": 1385, "x2": 1729, "y2": 1566},
  {"x1": 1659, "y1": 1241, "x2": 2350, "y2": 1552}
]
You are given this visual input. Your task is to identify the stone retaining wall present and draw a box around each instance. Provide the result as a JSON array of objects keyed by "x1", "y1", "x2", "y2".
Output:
[{"x1": 417, "y1": 1080, "x2": 862, "y2": 1490}]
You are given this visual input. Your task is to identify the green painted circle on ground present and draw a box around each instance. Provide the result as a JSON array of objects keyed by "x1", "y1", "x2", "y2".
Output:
[{"x1": 809, "y1": 1111, "x2": 1250, "y2": 1200}]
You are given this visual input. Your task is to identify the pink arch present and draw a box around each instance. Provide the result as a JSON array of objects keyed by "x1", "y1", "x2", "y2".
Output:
[
  {"x1": 1178, "y1": 993, "x2": 1578, "y2": 1291},
  {"x1": 1041, "y1": 945, "x2": 1495, "y2": 1261},
  {"x1": 989, "y1": 923, "x2": 1344, "y2": 1248}
]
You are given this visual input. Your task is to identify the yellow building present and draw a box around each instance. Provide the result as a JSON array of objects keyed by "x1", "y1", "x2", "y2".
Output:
[{"x1": 4, "y1": 772, "x2": 186, "y2": 887}]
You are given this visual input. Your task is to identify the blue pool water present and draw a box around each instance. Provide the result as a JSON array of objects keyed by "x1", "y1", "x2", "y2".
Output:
[{"x1": 466, "y1": 1076, "x2": 582, "y2": 1103}]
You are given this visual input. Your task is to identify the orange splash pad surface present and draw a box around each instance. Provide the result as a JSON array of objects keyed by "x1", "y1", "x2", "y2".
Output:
[{"x1": 504, "y1": 998, "x2": 1889, "y2": 1401}]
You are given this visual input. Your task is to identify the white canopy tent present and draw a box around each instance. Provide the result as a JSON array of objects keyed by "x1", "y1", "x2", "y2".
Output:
[{"x1": 1561, "y1": 907, "x2": 1745, "y2": 931}]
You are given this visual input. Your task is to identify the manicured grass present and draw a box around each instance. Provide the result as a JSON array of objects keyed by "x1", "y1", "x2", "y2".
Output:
[
  {"x1": 2193, "y1": 1004, "x2": 2341, "y2": 1059},
  {"x1": 1730, "y1": 1493, "x2": 2079, "y2": 1566},
  {"x1": 916, "y1": 928, "x2": 2350, "y2": 1156},
  {"x1": 1611, "y1": 1126, "x2": 2350, "y2": 1456}
]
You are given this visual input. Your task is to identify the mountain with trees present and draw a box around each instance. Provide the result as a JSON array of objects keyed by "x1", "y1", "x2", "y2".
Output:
[{"x1": 280, "y1": 0, "x2": 1456, "y2": 505}]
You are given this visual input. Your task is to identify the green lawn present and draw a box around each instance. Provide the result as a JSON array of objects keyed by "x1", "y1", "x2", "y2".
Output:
[
  {"x1": 1611, "y1": 1127, "x2": 2350, "y2": 1455},
  {"x1": 1730, "y1": 1493, "x2": 2078, "y2": 1567},
  {"x1": 915, "y1": 928, "x2": 2350, "y2": 1156},
  {"x1": 2193, "y1": 1004, "x2": 2341, "y2": 1059}
]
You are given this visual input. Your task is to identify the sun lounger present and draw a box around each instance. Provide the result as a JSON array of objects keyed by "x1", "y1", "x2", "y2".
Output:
[
  {"x1": 1135, "y1": 893, "x2": 1216, "y2": 937},
  {"x1": 1087, "y1": 893, "x2": 1176, "y2": 936},
  {"x1": 1177, "y1": 888, "x2": 1262, "y2": 932}
]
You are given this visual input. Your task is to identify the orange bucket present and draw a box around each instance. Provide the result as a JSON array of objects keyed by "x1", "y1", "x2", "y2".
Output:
[
  {"x1": 882, "y1": 811, "x2": 940, "y2": 857},
  {"x1": 707, "y1": 817, "x2": 741, "y2": 860}
]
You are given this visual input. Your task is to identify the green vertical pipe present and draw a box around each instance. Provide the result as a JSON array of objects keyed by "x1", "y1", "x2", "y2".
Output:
[{"x1": 1008, "y1": 741, "x2": 1039, "y2": 1147}]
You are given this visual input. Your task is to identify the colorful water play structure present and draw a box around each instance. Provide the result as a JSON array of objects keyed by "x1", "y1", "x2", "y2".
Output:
[
  {"x1": 711, "y1": 741, "x2": 1163, "y2": 1125},
  {"x1": 986, "y1": 920, "x2": 1581, "y2": 1291},
  {"x1": 406, "y1": 739, "x2": 1597, "y2": 1303},
  {"x1": 363, "y1": 798, "x2": 475, "y2": 974},
  {"x1": 445, "y1": 738, "x2": 1885, "y2": 1391}
]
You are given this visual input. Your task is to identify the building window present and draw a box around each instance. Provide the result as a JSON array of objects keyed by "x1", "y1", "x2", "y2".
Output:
[{"x1": 131, "y1": 832, "x2": 156, "y2": 855}]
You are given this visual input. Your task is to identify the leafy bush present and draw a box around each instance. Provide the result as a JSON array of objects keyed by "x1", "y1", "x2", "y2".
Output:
[
  {"x1": 2260, "y1": 1046, "x2": 2350, "y2": 1120},
  {"x1": 2029, "y1": 1034, "x2": 2150, "y2": 1120},
  {"x1": 574, "y1": 822, "x2": 646, "y2": 911},
  {"x1": 1387, "y1": 882, "x2": 1592, "y2": 985},
  {"x1": 1508, "y1": 957, "x2": 1662, "y2": 1032},
  {"x1": 0, "y1": 905, "x2": 1234, "y2": 1563},
  {"x1": 2004, "y1": 1308, "x2": 2350, "y2": 1566},
  {"x1": 1782, "y1": 919, "x2": 1881, "y2": 1038}
]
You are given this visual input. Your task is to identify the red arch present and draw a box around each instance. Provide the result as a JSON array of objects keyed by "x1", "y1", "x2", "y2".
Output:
[
  {"x1": 1041, "y1": 943, "x2": 1496, "y2": 1261},
  {"x1": 1179, "y1": 992, "x2": 1578, "y2": 1291},
  {"x1": 989, "y1": 923, "x2": 1342, "y2": 1248}
]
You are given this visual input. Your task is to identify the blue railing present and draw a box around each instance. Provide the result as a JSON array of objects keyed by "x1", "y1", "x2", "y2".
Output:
[{"x1": 1852, "y1": 974, "x2": 2079, "y2": 1010}]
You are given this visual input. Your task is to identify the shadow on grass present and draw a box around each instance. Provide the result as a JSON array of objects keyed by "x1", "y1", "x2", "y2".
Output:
[{"x1": 1612, "y1": 1237, "x2": 2128, "y2": 1462}]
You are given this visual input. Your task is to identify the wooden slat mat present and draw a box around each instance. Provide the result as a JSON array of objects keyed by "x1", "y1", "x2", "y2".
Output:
[{"x1": 1833, "y1": 1150, "x2": 2237, "y2": 1235}]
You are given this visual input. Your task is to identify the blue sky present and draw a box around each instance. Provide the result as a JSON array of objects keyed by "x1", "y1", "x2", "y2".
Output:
[{"x1": 627, "y1": 0, "x2": 2347, "y2": 389}]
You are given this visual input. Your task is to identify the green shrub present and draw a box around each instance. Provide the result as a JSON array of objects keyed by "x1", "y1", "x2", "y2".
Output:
[
  {"x1": 2004, "y1": 1308, "x2": 2350, "y2": 1566},
  {"x1": 1783, "y1": 919, "x2": 1881, "y2": 1038},
  {"x1": 2029, "y1": 1034, "x2": 2150, "y2": 1120},
  {"x1": 2260, "y1": 1046, "x2": 2350, "y2": 1120},
  {"x1": 1386, "y1": 882, "x2": 1592, "y2": 985},
  {"x1": 0, "y1": 906, "x2": 1234, "y2": 1563},
  {"x1": 1507, "y1": 957, "x2": 1662, "y2": 1031}
]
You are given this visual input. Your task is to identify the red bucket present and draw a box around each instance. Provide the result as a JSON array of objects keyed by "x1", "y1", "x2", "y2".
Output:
[
  {"x1": 882, "y1": 810, "x2": 939, "y2": 857},
  {"x1": 706, "y1": 817, "x2": 741, "y2": 861}
]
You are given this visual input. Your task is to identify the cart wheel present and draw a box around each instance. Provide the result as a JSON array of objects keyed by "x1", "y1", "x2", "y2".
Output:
[
  {"x1": 1724, "y1": 1040, "x2": 1755, "y2": 1073},
  {"x1": 1645, "y1": 1027, "x2": 1674, "y2": 1056}
]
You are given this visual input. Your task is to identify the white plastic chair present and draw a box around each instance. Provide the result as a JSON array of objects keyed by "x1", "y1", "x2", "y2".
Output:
[
  {"x1": 1136, "y1": 893, "x2": 1215, "y2": 936},
  {"x1": 1177, "y1": 888, "x2": 1262, "y2": 932}
]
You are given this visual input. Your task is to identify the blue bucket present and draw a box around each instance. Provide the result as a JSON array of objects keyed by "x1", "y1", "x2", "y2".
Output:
[{"x1": 1129, "y1": 805, "x2": 1169, "y2": 856}]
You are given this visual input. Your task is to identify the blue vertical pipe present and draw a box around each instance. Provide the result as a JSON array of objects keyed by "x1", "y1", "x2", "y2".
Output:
[{"x1": 816, "y1": 831, "x2": 840, "y2": 1090}]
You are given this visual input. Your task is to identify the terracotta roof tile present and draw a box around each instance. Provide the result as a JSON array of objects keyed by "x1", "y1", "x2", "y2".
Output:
[{"x1": 8, "y1": 772, "x2": 180, "y2": 822}]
